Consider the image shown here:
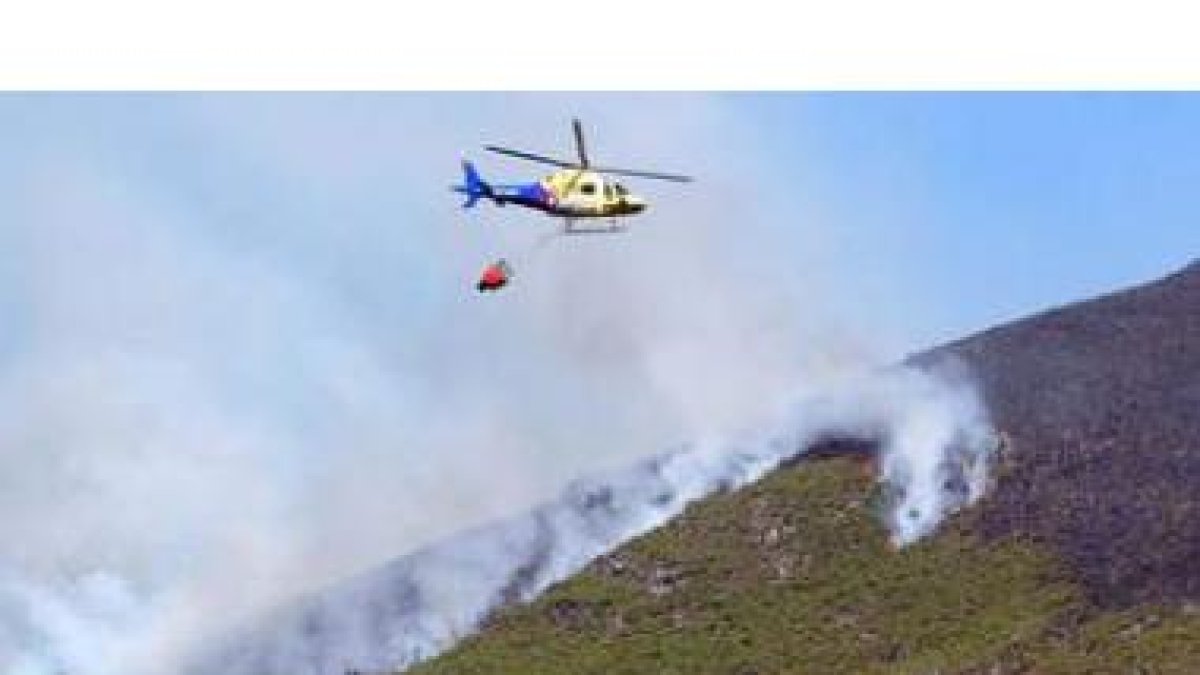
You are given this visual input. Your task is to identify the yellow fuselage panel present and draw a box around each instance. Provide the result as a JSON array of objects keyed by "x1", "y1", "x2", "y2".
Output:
[{"x1": 541, "y1": 170, "x2": 646, "y2": 217}]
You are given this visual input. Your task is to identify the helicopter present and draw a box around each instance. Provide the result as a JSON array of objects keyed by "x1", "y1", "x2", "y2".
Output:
[{"x1": 452, "y1": 118, "x2": 692, "y2": 235}]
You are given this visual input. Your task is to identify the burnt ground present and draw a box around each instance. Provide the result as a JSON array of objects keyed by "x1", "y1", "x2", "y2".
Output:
[{"x1": 913, "y1": 259, "x2": 1200, "y2": 609}]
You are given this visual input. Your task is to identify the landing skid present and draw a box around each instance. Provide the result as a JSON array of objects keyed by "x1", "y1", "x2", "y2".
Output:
[{"x1": 562, "y1": 218, "x2": 627, "y2": 235}]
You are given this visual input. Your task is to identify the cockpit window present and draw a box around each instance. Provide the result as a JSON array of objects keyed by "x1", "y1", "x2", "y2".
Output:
[{"x1": 579, "y1": 182, "x2": 596, "y2": 195}]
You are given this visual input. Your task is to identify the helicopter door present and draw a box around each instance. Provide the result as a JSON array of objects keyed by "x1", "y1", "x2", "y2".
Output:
[{"x1": 603, "y1": 181, "x2": 618, "y2": 211}]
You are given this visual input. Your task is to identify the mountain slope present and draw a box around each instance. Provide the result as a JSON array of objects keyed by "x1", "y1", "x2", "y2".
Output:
[
  {"x1": 410, "y1": 459, "x2": 1081, "y2": 675},
  {"x1": 919, "y1": 259, "x2": 1200, "y2": 608},
  {"x1": 410, "y1": 260, "x2": 1200, "y2": 674}
]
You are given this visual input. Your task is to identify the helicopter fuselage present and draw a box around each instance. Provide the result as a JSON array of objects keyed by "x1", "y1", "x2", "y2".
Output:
[{"x1": 489, "y1": 169, "x2": 647, "y2": 219}]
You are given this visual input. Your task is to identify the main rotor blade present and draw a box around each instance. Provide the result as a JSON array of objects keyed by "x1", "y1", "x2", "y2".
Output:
[
  {"x1": 592, "y1": 166, "x2": 694, "y2": 183},
  {"x1": 573, "y1": 118, "x2": 589, "y2": 168},
  {"x1": 484, "y1": 145, "x2": 578, "y2": 169}
]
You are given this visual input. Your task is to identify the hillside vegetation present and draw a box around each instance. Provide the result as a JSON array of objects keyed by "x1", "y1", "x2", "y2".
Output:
[
  {"x1": 410, "y1": 261, "x2": 1200, "y2": 674},
  {"x1": 410, "y1": 458, "x2": 1199, "y2": 674}
]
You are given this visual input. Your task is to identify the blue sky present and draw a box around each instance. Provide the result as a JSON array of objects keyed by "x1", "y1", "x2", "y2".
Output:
[
  {"x1": 732, "y1": 92, "x2": 1198, "y2": 344},
  {"x1": 4, "y1": 93, "x2": 1195, "y2": 359}
]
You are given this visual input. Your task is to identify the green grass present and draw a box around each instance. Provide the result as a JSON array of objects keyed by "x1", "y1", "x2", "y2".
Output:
[
  {"x1": 1027, "y1": 606, "x2": 1200, "y2": 674},
  {"x1": 405, "y1": 459, "x2": 1200, "y2": 674}
]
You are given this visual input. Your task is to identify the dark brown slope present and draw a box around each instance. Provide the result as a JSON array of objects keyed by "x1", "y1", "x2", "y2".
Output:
[{"x1": 917, "y1": 259, "x2": 1200, "y2": 609}]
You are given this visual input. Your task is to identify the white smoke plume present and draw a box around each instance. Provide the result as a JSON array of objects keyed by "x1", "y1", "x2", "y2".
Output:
[
  {"x1": 0, "y1": 94, "x2": 993, "y2": 675},
  {"x1": 188, "y1": 362, "x2": 995, "y2": 675}
]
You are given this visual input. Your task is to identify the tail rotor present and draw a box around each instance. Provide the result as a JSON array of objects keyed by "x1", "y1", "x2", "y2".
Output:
[{"x1": 451, "y1": 160, "x2": 494, "y2": 208}]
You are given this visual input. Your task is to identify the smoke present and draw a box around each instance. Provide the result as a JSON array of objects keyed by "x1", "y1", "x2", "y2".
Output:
[
  {"x1": 0, "y1": 93, "x2": 993, "y2": 675},
  {"x1": 189, "y1": 361, "x2": 996, "y2": 675}
]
